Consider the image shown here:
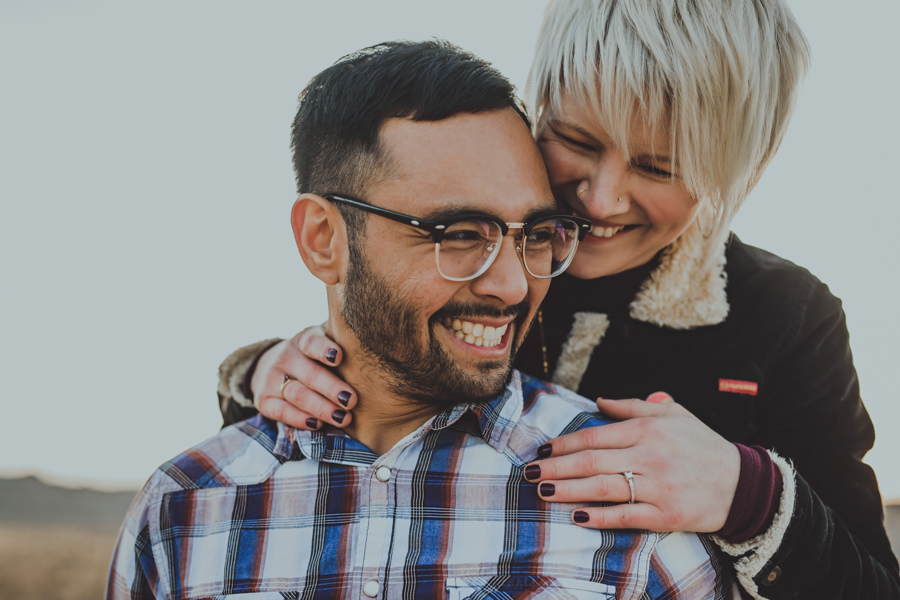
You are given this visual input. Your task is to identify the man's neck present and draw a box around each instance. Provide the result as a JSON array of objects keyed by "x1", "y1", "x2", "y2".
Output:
[{"x1": 326, "y1": 325, "x2": 444, "y2": 456}]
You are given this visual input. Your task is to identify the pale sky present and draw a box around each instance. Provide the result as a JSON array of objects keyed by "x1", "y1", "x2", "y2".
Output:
[{"x1": 1, "y1": 1, "x2": 898, "y2": 500}]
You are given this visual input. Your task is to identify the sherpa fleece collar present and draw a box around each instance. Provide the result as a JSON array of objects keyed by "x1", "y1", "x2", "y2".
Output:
[{"x1": 629, "y1": 206, "x2": 729, "y2": 330}]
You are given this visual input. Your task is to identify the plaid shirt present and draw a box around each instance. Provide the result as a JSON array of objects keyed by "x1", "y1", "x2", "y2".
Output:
[{"x1": 109, "y1": 371, "x2": 737, "y2": 599}]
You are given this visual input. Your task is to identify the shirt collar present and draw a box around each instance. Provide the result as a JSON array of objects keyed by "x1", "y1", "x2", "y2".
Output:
[{"x1": 285, "y1": 371, "x2": 526, "y2": 466}]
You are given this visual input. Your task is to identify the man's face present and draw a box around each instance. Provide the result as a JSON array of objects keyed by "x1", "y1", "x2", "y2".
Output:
[{"x1": 340, "y1": 109, "x2": 555, "y2": 407}]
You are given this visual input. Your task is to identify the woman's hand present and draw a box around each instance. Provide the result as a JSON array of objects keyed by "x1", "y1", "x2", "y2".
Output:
[
  {"x1": 251, "y1": 326, "x2": 356, "y2": 430},
  {"x1": 524, "y1": 396, "x2": 741, "y2": 533}
]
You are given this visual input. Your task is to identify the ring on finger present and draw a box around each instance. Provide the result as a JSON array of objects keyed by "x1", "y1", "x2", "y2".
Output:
[
  {"x1": 621, "y1": 471, "x2": 636, "y2": 504},
  {"x1": 281, "y1": 374, "x2": 297, "y2": 396}
]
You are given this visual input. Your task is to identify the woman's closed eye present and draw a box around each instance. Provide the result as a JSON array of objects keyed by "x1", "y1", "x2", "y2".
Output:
[
  {"x1": 634, "y1": 160, "x2": 678, "y2": 180},
  {"x1": 546, "y1": 126, "x2": 597, "y2": 152}
]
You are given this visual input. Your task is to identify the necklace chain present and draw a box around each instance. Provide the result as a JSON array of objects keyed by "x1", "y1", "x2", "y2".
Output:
[{"x1": 537, "y1": 309, "x2": 550, "y2": 380}]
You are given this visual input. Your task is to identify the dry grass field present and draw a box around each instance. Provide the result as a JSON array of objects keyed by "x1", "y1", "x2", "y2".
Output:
[{"x1": 0, "y1": 523, "x2": 119, "y2": 600}]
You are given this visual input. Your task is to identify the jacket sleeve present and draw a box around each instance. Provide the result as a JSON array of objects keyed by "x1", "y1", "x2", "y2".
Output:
[
  {"x1": 216, "y1": 338, "x2": 282, "y2": 427},
  {"x1": 738, "y1": 274, "x2": 899, "y2": 599}
]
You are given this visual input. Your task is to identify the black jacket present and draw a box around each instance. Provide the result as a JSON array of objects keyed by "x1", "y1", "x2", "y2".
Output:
[{"x1": 516, "y1": 235, "x2": 899, "y2": 599}]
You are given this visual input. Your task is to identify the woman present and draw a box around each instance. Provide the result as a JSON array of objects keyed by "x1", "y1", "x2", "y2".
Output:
[{"x1": 216, "y1": 1, "x2": 899, "y2": 598}]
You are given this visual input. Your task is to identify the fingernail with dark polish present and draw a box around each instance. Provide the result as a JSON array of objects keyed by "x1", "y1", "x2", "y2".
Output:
[
  {"x1": 573, "y1": 510, "x2": 590, "y2": 524},
  {"x1": 337, "y1": 391, "x2": 351, "y2": 407},
  {"x1": 306, "y1": 417, "x2": 319, "y2": 430},
  {"x1": 332, "y1": 409, "x2": 347, "y2": 424},
  {"x1": 537, "y1": 443, "x2": 552, "y2": 459},
  {"x1": 325, "y1": 348, "x2": 338, "y2": 363},
  {"x1": 539, "y1": 482, "x2": 555, "y2": 497},
  {"x1": 524, "y1": 464, "x2": 541, "y2": 481}
]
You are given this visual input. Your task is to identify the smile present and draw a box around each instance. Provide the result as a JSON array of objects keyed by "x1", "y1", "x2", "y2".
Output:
[
  {"x1": 590, "y1": 224, "x2": 626, "y2": 238},
  {"x1": 441, "y1": 317, "x2": 509, "y2": 348}
]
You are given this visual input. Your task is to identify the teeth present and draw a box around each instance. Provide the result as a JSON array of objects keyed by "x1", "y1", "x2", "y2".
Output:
[
  {"x1": 443, "y1": 317, "x2": 510, "y2": 348},
  {"x1": 590, "y1": 225, "x2": 625, "y2": 238}
]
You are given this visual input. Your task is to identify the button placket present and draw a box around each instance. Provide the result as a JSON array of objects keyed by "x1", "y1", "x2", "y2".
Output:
[
  {"x1": 357, "y1": 455, "x2": 399, "y2": 598},
  {"x1": 375, "y1": 465, "x2": 391, "y2": 482},
  {"x1": 363, "y1": 579, "x2": 380, "y2": 597}
]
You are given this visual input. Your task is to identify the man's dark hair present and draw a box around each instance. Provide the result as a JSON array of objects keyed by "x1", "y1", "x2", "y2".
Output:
[{"x1": 291, "y1": 40, "x2": 529, "y2": 215}]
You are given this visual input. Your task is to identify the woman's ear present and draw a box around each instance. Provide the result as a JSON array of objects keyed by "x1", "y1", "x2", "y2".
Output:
[{"x1": 290, "y1": 194, "x2": 346, "y2": 285}]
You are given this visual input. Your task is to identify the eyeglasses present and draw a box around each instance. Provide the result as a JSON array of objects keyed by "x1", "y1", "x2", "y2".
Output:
[{"x1": 325, "y1": 194, "x2": 592, "y2": 281}]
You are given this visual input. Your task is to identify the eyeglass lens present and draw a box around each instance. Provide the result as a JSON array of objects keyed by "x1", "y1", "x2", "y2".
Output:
[{"x1": 434, "y1": 217, "x2": 581, "y2": 281}]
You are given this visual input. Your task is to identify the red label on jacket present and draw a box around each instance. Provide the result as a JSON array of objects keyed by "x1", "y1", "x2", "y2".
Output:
[{"x1": 719, "y1": 379, "x2": 758, "y2": 396}]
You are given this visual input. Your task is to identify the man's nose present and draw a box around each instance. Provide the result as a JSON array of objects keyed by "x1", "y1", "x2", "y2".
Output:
[{"x1": 469, "y1": 234, "x2": 529, "y2": 307}]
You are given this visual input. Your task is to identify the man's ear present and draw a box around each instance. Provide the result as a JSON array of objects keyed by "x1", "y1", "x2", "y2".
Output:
[{"x1": 290, "y1": 194, "x2": 346, "y2": 285}]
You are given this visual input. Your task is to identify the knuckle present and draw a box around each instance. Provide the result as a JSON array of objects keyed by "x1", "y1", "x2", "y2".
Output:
[
  {"x1": 610, "y1": 509, "x2": 631, "y2": 528},
  {"x1": 295, "y1": 331, "x2": 317, "y2": 356},
  {"x1": 578, "y1": 450, "x2": 604, "y2": 475},
  {"x1": 590, "y1": 476, "x2": 612, "y2": 498},
  {"x1": 663, "y1": 509, "x2": 687, "y2": 531},
  {"x1": 263, "y1": 398, "x2": 286, "y2": 422},
  {"x1": 633, "y1": 418, "x2": 660, "y2": 440},
  {"x1": 283, "y1": 380, "x2": 308, "y2": 403},
  {"x1": 582, "y1": 427, "x2": 604, "y2": 448}
]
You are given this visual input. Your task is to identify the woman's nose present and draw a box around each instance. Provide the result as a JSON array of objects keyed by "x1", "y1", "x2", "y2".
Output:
[{"x1": 576, "y1": 158, "x2": 630, "y2": 219}]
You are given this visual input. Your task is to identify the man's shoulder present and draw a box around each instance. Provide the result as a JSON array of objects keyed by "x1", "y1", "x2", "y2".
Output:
[
  {"x1": 518, "y1": 371, "x2": 608, "y2": 421},
  {"x1": 503, "y1": 372, "x2": 612, "y2": 460},
  {"x1": 145, "y1": 415, "x2": 288, "y2": 496}
]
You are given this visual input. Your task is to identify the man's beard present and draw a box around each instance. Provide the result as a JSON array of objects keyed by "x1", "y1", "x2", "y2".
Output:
[{"x1": 340, "y1": 253, "x2": 530, "y2": 410}]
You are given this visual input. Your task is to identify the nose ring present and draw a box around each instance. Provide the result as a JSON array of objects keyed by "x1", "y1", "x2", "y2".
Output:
[{"x1": 617, "y1": 197, "x2": 623, "y2": 203}]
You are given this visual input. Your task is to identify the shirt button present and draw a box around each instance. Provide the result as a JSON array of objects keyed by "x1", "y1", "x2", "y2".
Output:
[
  {"x1": 375, "y1": 466, "x2": 391, "y2": 482},
  {"x1": 762, "y1": 566, "x2": 782, "y2": 586},
  {"x1": 363, "y1": 579, "x2": 380, "y2": 597}
]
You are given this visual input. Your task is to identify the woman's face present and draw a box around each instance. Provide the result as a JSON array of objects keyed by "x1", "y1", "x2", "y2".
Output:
[{"x1": 535, "y1": 95, "x2": 699, "y2": 280}]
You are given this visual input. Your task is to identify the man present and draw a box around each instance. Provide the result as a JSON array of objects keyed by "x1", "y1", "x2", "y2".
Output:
[{"x1": 108, "y1": 41, "x2": 736, "y2": 599}]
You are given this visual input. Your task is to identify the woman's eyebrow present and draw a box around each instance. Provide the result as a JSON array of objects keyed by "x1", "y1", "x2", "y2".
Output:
[
  {"x1": 547, "y1": 118, "x2": 595, "y2": 139},
  {"x1": 633, "y1": 151, "x2": 675, "y2": 164}
]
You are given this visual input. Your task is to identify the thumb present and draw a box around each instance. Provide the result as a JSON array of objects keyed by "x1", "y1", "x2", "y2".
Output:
[
  {"x1": 595, "y1": 393, "x2": 674, "y2": 419},
  {"x1": 645, "y1": 391, "x2": 674, "y2": 404}
]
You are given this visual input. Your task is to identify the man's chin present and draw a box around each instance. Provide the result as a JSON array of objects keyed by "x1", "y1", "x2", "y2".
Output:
[
  {"x1": 453, "y1": 360, "x2": 516, "y2": 402},
  {"x1": 398, "y1": 360, "x2": 515, "y2": 408}
]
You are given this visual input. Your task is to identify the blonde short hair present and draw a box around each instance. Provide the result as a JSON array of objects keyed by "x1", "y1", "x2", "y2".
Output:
[{"x1": 528, "y1": 0, "x2": 810, "y2": 241}]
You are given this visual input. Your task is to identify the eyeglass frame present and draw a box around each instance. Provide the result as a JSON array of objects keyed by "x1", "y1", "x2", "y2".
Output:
[{"x1": 324, "y1": 194, "x2": 592, "y2": 281}]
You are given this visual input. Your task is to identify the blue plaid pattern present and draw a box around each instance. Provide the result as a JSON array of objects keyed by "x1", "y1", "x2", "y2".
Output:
[{"x1": 108, "y1": 371, "x2": 736, "y2": 599}]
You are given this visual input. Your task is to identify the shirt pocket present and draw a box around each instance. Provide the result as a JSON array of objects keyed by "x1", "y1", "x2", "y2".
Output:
[{"x1": 446, "y1": 575, "x2": 615, "y2": 599}]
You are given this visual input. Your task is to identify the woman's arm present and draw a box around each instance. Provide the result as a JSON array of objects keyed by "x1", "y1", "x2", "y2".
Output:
[{"x1": 737, "y1": 275, "x2": 899, "y2": 598}]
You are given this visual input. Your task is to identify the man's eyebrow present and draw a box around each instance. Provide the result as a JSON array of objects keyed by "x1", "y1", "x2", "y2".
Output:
[
  {"x1": 422, "y1": 204, "x2": 560, "y2": 223},
  {"x1": 523, "y1": 206, "x2": 562, "y2": 223},
  {"x1": 421, "y1": 205, "x2": 485, "y2": 221}
]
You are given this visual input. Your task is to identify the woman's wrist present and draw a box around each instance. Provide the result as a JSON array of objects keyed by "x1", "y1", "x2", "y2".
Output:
[
  {"x1": 717, "y1": 444, "x2": 783, "y2": 543},
  {"x1": 217, "y1": 338, "x2": 283, "y2": 410}
]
